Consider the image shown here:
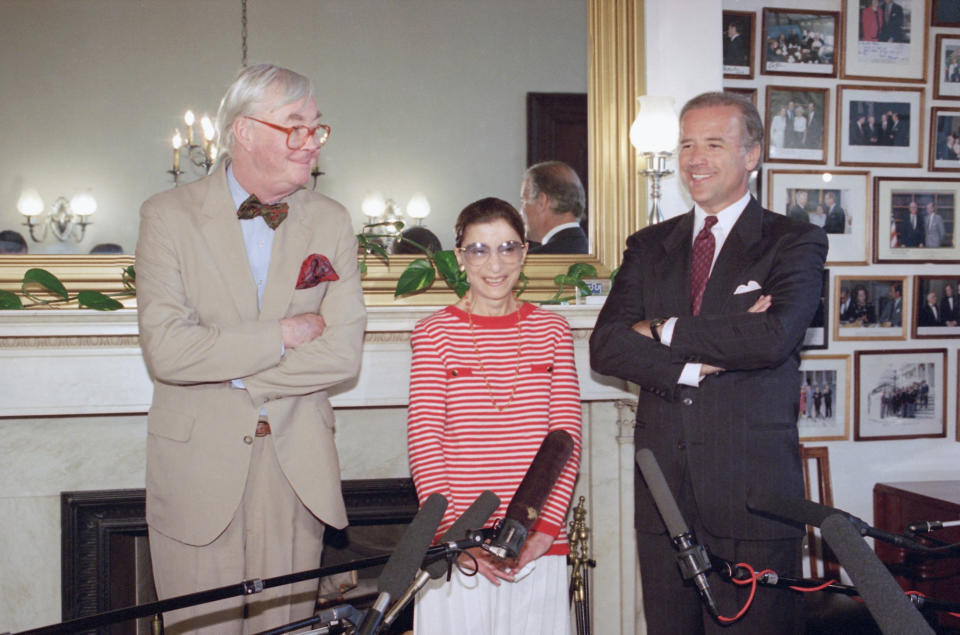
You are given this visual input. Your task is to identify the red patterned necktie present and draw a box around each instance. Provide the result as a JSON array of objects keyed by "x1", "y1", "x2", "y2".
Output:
[
  {"x1": 690, "y1": 215, "x2": 718, "y2": 316},
  {"x1": 237, "y1": 195, "x2": 288, "y2": 230}
]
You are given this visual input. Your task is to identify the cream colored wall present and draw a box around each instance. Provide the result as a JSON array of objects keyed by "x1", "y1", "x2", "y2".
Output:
[{"x1": 0, "y1": 0, "x2": 585, "y2": 254}]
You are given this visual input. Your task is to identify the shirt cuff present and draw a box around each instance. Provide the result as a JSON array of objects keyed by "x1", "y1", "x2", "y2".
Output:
[
  {"x1": 660, "y1": 317, "x2": 679, "y2": 346},
  {"x1": 232, "y1": 378, "x2": 246, "y2": 389},
  {"x1": 678, "y1": 363, "x2": 704, "y2": 387}
]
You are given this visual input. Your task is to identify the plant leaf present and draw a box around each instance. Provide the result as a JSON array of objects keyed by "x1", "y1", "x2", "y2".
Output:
[
  {"x1": 567, "y1": 262, "x2": 597, "y2": 280},
  {"x1": 515, "y1": 272, "x2": 528, "y2": 298},
  {"x1": 395, "y1": 258, "x2": 436, "y2": 296},
  {"x1": 609, "y1": 266, "x2": 620, "y2": 282},
  {"x1": 434, "y1": 250, "x2": 460, "y2": 281},
  {"x1": 0, "y1": 290, "x2": 23, "y2": 309},
  {"x1": 23, "y1": 268, "x2": 68, "y2": 300},
  {"x1": 554, "y1": 273, "x2": 567, "y2": 286},
  {"x1": 77, "y1": 290, "x2": 123, "y2": 311},
  {"x1": 574, "y1": 279, "x2": 592, "y2": 296},
  {"x1": 366, "y1": 242, "x2": 389, "y2": 262}
]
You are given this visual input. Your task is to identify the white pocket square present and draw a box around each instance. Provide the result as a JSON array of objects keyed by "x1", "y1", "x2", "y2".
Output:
[{"x1": 734, "y1": 280, "x2": 762, "y2": 295}]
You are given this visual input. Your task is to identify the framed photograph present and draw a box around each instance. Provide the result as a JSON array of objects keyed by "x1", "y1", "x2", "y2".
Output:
[
  {"x1": 873, "y1": 177, "x2": 960, "y2": 263},
  {"x1": 912, "y1": 276, "x2": 960, "y2": 338},
  {"x1": 723, "y1": 11, "x2": 755, "y2": 79},
  {"x1": 768, "y1": 170, "x2": 870, "y2": 264},
  {"x1": 837, "y1": 85, "x2": 923, "y2": 167},
  {"x1": 765, "y1": 86, "x2": 829, "y2": 164},
  {"x1": 803, "y1": 270, "x2": 830, "y2": 350},
  {"x1": 932, "y1": 0, "x2": 960, "y2": 26},
  {"x1": 933, "y1": 35, "x2": 960, "y2": 100},
  {"x1": 841, "y1": 0, "x2": 929, "y2": 83},
  {"x1": 834, "y1": 275, "x2": 909, "y2": 340},
  {"x1": 799, "y1": 354, "x2": 850, "y2": 441},
  {"x1": 929, "y1": 107, "x2": 960, "y2": 171},
  {"x1": 854, "y1": 348, "x2": 947, "y2": 441},
  {"x1": 760, "y1": 9, "x2": 839, "y2": 77},
  {"x1": 724, "y1": 86, "x2": 757, "y2": 106}
]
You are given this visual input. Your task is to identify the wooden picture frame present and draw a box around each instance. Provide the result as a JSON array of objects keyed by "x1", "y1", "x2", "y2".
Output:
[
  {"x1": 724, "y1": 86, "x2": 758, "y2": 106},
  {"x1": 723, "y1": 11, "x2": 756, "y2": 79},
  {"x1": 912, "y1": 275, "x2": 960, "y2": 338},
  {"x1": 836, "y1": 85, "x2": 923, "y2": 167},
  {"x1": 933, "y1": 34, "x2": 960, "y2": 100},
  {"x1": 841, "y1": 0, "x2": 929, "y2": 83},
  {"x1": 799, "y1": 354, "x2": 851, "y2": 441},
  {"x1": 854, "y1": 348, "x2": 947, "y2": 441},
  {"x1": 873, "y1": 177, "x2": 960, "y2": 263},
  {"x1": 760, "y1": 9, "x2": 839, "y2": 78},
  {"x1": 932, "y1": 0, "x2": 960, "y2": 26},
  {"x1": 768, "y1": 170, "x2": 870, "y2": 265},
  {"x1": 929, "y1": 107, "x2": 960, "y2": 171},
  {"x1": 834, "y1": 275, "x2": 909, "y2": 340},
  {"x1": 765, "y1": 86, "x2": 829, "y2": 164}
]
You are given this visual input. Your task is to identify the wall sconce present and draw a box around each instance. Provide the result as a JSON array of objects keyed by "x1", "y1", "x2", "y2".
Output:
[
  {"x1": 630, "y1": 96, "x2": 679, "y2": 226},
  {"x1": 169, "y1": 109, "x2": 218, "y2": 185},
  {"x1": 360, "y1": 191, "x2": 431, "y2": 250},
  {"x1": 405, "y1": 193, "x2": 431, "y2": 226},
  {"x1": 17, "y1": 190, "x2": 96, "y2": 243}
]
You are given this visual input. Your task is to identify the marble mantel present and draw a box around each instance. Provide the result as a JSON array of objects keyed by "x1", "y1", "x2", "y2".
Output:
[{"x1": 0, "y1": 305, "x2": 642, "y2": 634}]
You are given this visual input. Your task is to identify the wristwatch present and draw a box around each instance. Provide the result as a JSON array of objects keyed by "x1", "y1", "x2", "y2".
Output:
[{"x1": 649, "y1": 317, "x2": 667, "y2": 343}]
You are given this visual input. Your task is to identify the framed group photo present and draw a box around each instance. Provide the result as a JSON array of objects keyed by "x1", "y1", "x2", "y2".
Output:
[
  {"x1": 761, "y1": 9, "x2": 839, "y2": 77},
  {"x1": 873, "y1": 177, "x2": 960, "y2": 263},
  {"x1": 933, "y1": 34, "x2": 960, "y2": 100},
  {"x1": 834, "y1": 275, "x2": 909, "y2": 340},
  {"x1": 768, "y1": 170, "x2": 870, "y2": 264},
  {"x1": 841, "y1": 0, "x2": 929, "y2": 83},
  {"x1": 854, "y1": 348, "x2": 947, "y2": 441},
  {"x1": 765, "y1": 86, "x2": 829, "y2": 163},
  {"x1": 723, "y1": 11, "x2": 755, "y2": 79},
  {"x1": 837, "y1": 85, "x2": 924, "y2": 167},
  {"x1": 799, "y1": 354, "x2": 850, "y2": 441},
  {"x1": 913, "y1": 275, "x2": 960, "y2": 338},
  {"x1": 929, "y1": 107, "x2": 960, "y2": 171}
]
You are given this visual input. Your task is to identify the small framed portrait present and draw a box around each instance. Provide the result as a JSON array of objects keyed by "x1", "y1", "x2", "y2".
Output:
[
  {"x1": 724, "y1": 86, "x2": 757, "y2": 106},
  {"x1": 799, "y1": 354, "x2": 850, "y2": 441},
  {"x1": 841, "y1": 0, "x2": 929, "y2": 83},
  {"x1": 836, "y1": 85, "x2": 923, "y2": 167},
  {"x1": 760, "y1": 9, "x2": 839, "y2": 77},
  {"x1": 929, "y1": 107, "x2": 960, "y2": 171},
  {"x1": 912, "y1": 276, "x2": 960, "y2": 338},
  {"x1": 768, "y1": 170, "x2": 870, "y2": 264},
  {"x1": 802, "y1": 269, "x2": 830, "y2": 350},
  {"x1": 932, "y1": 0, "x2": 960, "y2": 26},
  {"x1": 933, "y1": 35, "x2": 960, "y2": 100},
  {"x1": 854, "y1": 348, "x2": 947, "y2": 441},
  {"x1": 834, "y1": 275, "x2": 909, "y2": 341},
  {"x1": 723, "y1": 11, "x2": 755, "y2": 79},
  {"x1": 873, "y1": 177, "x2": 960, "y2": 263},
  {"x1": 765, "y1": 86, "x2": 829, "y2": 164}
]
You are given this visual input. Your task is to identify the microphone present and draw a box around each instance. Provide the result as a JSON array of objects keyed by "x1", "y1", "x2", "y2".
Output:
[
  {"x1": 820, "y1": 514, "x2": 934, "y2": 635},
  {"x1": 906, "y1": 519, "x2": 960, "y2": 534},
  {"x1": 484, "y1": 429, "x2": 574, "y2": 560},
  {"x1": 381, "y1": 490, "x2": 500, "y2": 628},
  {"x1": 356, "y1": 493, "x2": 447, "y2": 635},
  {"x1": 635, "y1": 448, "x2": 719, "y2": 618},
  {"x1": 746, "y1": 491, "x2": 929, "y2": 551}
]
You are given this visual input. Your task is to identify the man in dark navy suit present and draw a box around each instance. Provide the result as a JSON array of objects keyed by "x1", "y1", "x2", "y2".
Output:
[
  {"x1": 591, "y1": 92, "x2": 826, "y2": 634},
  {"x1": 521, "y1": 161, "x2": 589, "y2": 254}
]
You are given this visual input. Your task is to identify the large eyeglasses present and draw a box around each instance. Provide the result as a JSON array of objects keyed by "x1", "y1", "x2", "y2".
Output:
[
  {"x1": 245, "y1": 116, "x2": 331, "y2": 149},
  {"x1": 458, "y1": 240, "x2": 526, "y2": 266}
]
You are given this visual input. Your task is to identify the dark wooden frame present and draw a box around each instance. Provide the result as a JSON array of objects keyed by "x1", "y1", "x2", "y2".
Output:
[
  {"x1": 929, "y1": 106, "x2": 960, "y2": 171},
  {"x1": 723, "y1": 10, "x2": 756, "y2": 79},
  {"x1": 833, "y1": 274, "x2": 909, "y2": 341},
  {"x1": 872, "y1": 176, "x2": 960, "y2": 263},
  {"x1": 933, "y1": 34, "x2": 960, "y2": 101},
  {"x1": 932, "y1": 0, "x2": 960, "y2": 26},
  {"x1": 764, "y1": 85, "x2": 830, "y2": 165},
  {"x1": 760, "y1": 8, "x2": 840, "y2": 78},
  {"x1": 912, "y1": 275, "x2": 960, "y2": 339}
]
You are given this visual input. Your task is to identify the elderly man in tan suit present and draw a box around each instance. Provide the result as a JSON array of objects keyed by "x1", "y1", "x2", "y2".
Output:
[{"x1": 136, "y1": 64, "x2": 366, "y2": 633}]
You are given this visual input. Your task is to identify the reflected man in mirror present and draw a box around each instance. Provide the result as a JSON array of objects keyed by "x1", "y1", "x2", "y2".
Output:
[
  {"x1": 136, "y1": 63, "x2": 365, "y2": 633},
  {"x1": 0, "y1": 230, "x2": 28, "y2": 254},
  {"x1": 520, "y1": 161, "x2": 588, "y2": 254}
]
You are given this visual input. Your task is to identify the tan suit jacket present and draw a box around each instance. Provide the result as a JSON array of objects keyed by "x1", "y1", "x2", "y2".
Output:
[{"x1": 136, "y1": 162, "x2": 366, "y2": 546}]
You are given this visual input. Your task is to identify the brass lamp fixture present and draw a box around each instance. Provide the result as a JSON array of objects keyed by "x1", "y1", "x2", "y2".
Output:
[
  {"x1": 17, "y1": 190, "x2": 97, "y2": 243},
  {"x1": 630, "y1": 96, "x2": 680, "y2": 226}
]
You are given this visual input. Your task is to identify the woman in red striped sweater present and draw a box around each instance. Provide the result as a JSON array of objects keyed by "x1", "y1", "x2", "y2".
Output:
[{"x1": 408, "y1": 197, "x2": 582, "y2": 634}]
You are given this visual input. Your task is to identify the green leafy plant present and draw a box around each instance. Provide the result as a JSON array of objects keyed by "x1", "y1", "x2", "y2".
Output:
[
  {"x1": 0, "y1": 266, "x2": 135, "y2": 310},
  {"x1": 543, "y1": 262, "x2": 598, "y2": 304}
]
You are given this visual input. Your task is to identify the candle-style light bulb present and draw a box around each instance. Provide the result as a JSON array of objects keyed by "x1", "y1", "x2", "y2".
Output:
[
  {"x1": 172, "y1": 131, "x2": 183, "y2": 172},
  {"x1": 184, "y1": 110, "x2": 196, "y2": 145}
]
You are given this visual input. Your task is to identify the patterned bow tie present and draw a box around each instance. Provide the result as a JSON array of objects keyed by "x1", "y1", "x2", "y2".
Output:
[{"x1": 237, "y1": 195, "x2": 288, "y2": 230}]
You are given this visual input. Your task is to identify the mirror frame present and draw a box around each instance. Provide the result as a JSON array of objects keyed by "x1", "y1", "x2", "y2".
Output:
[{"x1": 0, "y1": 0, "x2": 645, "y2": 307}]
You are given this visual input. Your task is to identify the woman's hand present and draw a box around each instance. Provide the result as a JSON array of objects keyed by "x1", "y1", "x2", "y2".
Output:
[
  {"x1": 513, "y1": 530, "x2": 554, "y2": 572},
  {"x1": 457, "y1": 547, "x2": 515, "y2": 586}
]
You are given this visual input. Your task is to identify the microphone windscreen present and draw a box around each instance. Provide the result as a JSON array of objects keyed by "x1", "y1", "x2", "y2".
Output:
[
  {"x1": 635, "y1": 448, "x2": 689, "y2": 539},
  {"x1": 746, "y1": 491, "x2": 834, "y2": 528},
  {"x1": 425, "y1": 490, "x2": 500, "y2": 579},
  {"x1": 504, "y1": 430, "x2": 574, "y2": 529},
  {"x1": 379, "y1": 493, "x2": 447, "y2": 598},
  {"x1": 820, "y1": 514, "x2": 934, "y2": 635}
]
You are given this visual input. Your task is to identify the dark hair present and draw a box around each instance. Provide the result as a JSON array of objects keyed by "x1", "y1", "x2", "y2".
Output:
[
  {"x1": 89, "y1": 242, "x2": 124, "y2": 254},
  {"x1": 0, "y1": 230, "x2": 28, "y2": 254},
  {"x1": 392, "y1": 226, "x2": 442, "y2": 255},
  {"x1": 454, "y1": 197, "x2": 525, "y2": 248},
  {"x1": 525, "y1": 161, "x2": 586, "y2": 220},
  {"x1": 680, "y1": 91, "x2": 764, "y2": 151}
]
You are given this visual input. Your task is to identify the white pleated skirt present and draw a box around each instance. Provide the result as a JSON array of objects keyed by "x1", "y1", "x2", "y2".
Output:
[{"x1": 412, "y1": 554, "x2": 571, "y2": 635}]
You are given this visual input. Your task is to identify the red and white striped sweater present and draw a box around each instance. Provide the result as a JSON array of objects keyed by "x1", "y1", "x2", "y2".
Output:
[{"x1": 407, "y1": 303, "x2": 582, "y2": 555}]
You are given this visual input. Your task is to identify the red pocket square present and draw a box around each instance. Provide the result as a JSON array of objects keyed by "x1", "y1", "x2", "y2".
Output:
[{"x1": 296, "y1": 254, "x2": 339, "y2": 289}]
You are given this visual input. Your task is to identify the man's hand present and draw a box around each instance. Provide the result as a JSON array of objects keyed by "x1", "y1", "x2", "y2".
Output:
[
  {"x1": 631, "y1": 319, "x2": 654, "y2": 338},
  {"x1": 748, "y1": 294, "x2": 772, "y2": 313},
  {"x1": 280, "y1": 313, "x2": 326, "y2": 348}
]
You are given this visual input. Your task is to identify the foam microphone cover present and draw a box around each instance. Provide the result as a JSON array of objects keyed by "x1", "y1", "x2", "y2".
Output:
[
  {"x1": 379, "y1": 493, "x2": 447, "y2": 598},
  {"x1": 636, "y1": 448, "x2": 688, "y2": 538},
  {"x1": 424, "y1": 490, "x2": 500, "y2": 579},
  {"x1": 820, "y1": 514, "x2": 934, "y2": 635},
  {"x1": 505, "y1": 429, "x2": 574, "y2": 529}
]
